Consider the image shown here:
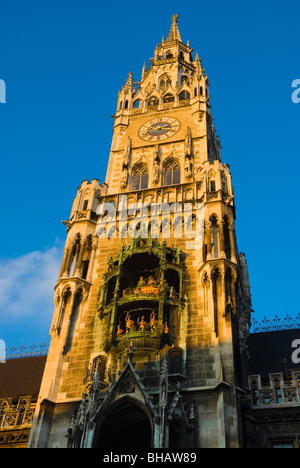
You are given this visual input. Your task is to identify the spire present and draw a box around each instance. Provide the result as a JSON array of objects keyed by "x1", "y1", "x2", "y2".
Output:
[
  {"x1": 166, "y1": 14, "x2": 182, "y2": 42},
  {"x1": 123, "y1": 71, "x2": 134, "y2": 92}
]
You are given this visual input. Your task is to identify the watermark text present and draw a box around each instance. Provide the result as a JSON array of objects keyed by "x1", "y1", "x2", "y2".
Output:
[
  {"x1": 0, "y1": 339, "x2": 6, "y2": 363},
  {"x1": 291, "y1": 79, "x2": 300, "y2": 104},
  {"x1": 0, "y1": 79, "x2": 6, "y2": 103}
]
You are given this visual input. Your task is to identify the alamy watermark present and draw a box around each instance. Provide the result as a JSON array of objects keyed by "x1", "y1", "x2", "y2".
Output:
[
  {"x1": 0, "y1": 339, "x2": 6, "y2": 363},
  {"x1": 0, "y1": 79, "x2": 6, "y2": 103},
  {"x1": 291, "y1": 79, "x2": 300, "y2": 104},
  {"x1": 95, "y1": 196, "x2": 205, "y2": 250},
  {"x1": 291, "y1": 339, "x2": 300, "y2": 364}
]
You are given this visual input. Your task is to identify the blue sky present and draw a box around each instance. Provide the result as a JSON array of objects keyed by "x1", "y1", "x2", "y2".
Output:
[{"x1": 0, "y1": 0, "x2": 299, "y2": 351}]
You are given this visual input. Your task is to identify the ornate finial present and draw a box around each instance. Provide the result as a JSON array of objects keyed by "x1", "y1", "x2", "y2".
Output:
[
  {"x1": 166, "y1": 14, "x2": 182, "y2": 42},
  {"x1": 123, "y1": 71, "x2": 134, "y2": 92}
]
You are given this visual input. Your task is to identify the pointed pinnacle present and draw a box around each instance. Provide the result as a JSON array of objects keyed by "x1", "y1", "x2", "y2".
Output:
[{"x1": 166, "y1": 14, "x2": 182, "y2": 42}]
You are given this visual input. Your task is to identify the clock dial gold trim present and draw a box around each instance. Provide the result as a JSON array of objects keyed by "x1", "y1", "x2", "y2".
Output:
[{"x1": 138, "y1": 117, "x2": 181, "y2": 141}]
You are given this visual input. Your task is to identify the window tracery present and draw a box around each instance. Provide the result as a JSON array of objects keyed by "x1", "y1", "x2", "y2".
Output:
[
  {"x1": 131, "y1": 164, "x2": 149, "y2": 191},
  {"x1": 163, "y1": 159, "x2": 181, "y2": 186}
]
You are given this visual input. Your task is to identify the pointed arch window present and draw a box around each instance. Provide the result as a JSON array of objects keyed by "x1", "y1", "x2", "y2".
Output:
[
  {"x1": 212, "y1": 267, "x2": 221, "y2": 337},
  {"x1": 163, "y1": 160, "x2": 181, "y2": 186},
  {"x1": 181, "y1": 75, "x2": 189, "y2": 86},
  {"x1": 63, "y1": 288, "x2": 83, "y2": 355},
  {"x1": 56, "y1": 287, "x2": 72, "y2": 333},
  {"x1": 168, "y1": 348, "x2": 183, "y2": 375},
  {"x1": 68, "y1": 234, "x2": 81, "y2": 277},
  {"x1": 179, "y1": 90, "x2": 190, "y2": 101},
  {"x1": 223, "y1": 216, "x2": 231, "y2": 260},
  {"x1": 210, "y1": 215, "x2": 219, "y2": 259},
  {"x1": 148, "y1": 97, "x2": 159, "y2": 107},
  {"x1": 160, "y1": 75, "x2": 171, "y2": 91},
  {"x1": 163, "y1": 93, "x2": 175, "y2": 103},
  {"x1": 131, "y1": 164, "x2": 149, "y2": 191}
]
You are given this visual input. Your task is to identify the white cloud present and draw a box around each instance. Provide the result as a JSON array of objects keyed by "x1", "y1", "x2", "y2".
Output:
[{"x1": 0, "y1": 246, "x2": 63, "y2": 328}]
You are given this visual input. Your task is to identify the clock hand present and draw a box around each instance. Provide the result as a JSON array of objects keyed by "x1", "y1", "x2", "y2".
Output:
[{"x1": 150, "y1": 124, "x2": 169, "y2": 131}]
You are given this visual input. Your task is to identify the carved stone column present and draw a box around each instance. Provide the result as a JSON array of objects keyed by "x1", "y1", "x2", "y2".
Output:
[
  {"x1": 218, "y1": 221, "x2": 226, "y2": 259},
  {"x1": 206, "y1": 223, "x2": 212, "y2": 260},
  {"x1": 86, "y1": 238, "x2": 98, "y2": 283},
  {"x1": 75, "y1": 241, "x2": 86, "y2": 277},
  {"x1": 63, "y1": 243, "x2": 74, "y2": 278},
  {"x1": 59, "y1": 247, "x2": 69, "y2": 279},
  {"x1": 229, "y1": 225, "x2": 237, "y2": 263}
]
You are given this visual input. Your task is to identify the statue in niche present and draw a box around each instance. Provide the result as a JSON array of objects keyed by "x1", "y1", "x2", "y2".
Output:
[
  {"x1": 147, "y1": 275, "x2": 158, "y2": 286},
  {"x1": 153, "y1": 159, "x2": 160, "y2": 184},
  {"x1": 137, "y1": 276, "x2": 146, "y2": 287},
  {"x1": 120, "y1": 137, "x2": 132, "y2": 189},
  {"x1": 163, "y1": 321, "x2": 169, "y2": 334},
  {"x1": 152, "y1": 145, "x2": 161, "y2": 184},
  {"x1": 150, "y1": 312, "x2": 158, "y2": 332},
  {"x1": 185, "y1": 156, "x2": 193, "y2": 178},
  {"x1": 184, "y1": 127, "x2": 193, "y2": 178},
  {"x1": 169, "y1": 286, "x2": 176, "y2": 298},
  {"x1": 120, "y1": 165, "x2": 128, "y2": 189},
  {"x1": 123, "y1": 137, "x2": 132, "y2": 167},
  {"x1": 125, "y1": 313, "x2": 134, "y2": 333},
  {"x1": 138, "y1": 316, "x2": 147, "y2": 332},
  {"x1": 184, "y1": 127, "x2": 193, "y2": 158}
]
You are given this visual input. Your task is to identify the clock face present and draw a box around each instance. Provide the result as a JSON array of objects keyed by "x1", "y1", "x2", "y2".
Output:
[{"x1": 139, "y1": 117, "x2": 180, "y2": 141}]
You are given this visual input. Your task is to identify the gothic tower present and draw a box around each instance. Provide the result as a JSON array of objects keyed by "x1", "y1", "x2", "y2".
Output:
[{"x1": 29, "y1": 15, "x2": 252, "y2": 449}]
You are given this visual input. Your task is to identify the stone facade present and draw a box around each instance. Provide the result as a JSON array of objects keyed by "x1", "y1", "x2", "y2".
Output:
[{"x1": 28, "y1": 15, "x2": 252, "y2": 449}]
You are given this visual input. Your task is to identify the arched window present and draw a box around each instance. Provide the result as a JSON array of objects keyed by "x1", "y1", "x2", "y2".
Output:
[
  {"x1": 223, "y1": 216, "x2": 231, "y2": 260},
  {"x1": 168, "y1": 348, "x2": 183, "y2": 375},
  {"x1": 210, "y1": 180, "x2": 216, "y2": 192},
  {"x1": 179, "y1": 90, "x2": 190, "y2": 101},
  {"x1": 181, "y1": 75, "x2": 188, "y2": 86},
  {"x1": 56, "y1": 286, "x2": 72, "y2": 333},
  {"x1": 160, "y1": 218, "x2": 171, "y2": 238},
  {"x1": 91, "y1": 355, "x2": 107, "y2": 384},
  {"x1": 63, "y1": 288, "x2": 83, "y2": 355},
  {"x1": 194, "y1": 87, "x2": 198, "y2": 97},
  {"x1": 163, "y1": 93, "x2": 175, "y2": 103},
  {"x1": 160, "y1": 75, "x2": 171, "y2": 91},
  {"x1": 163, "y1": 159, "x2": 181, "y2": 186},
  {"x1": 174, "y1": 215, "x2": 183, "y2": 238},
  {"x1": 68, "y1": 234, "x2": 81, "y2": 277},
  {"x1": 211, "y1": 215, "x2": 219, "y2": 259},
  {"x1": 212, "y1": 267, "x2": 221, "y2": 336},
  {"x1": 131, "y1": 164, "x2": 149, "y2": 190},
  {"x1": 132, "y1": 99, "x2": 140, "y2": 109},
  {"x1": 124, "y1": 100, "x2": 129, "y2": 109},
  {"x1": 148, "y1": 96, "x2": 159, "y2": 107},
  {"x1": 203, "y1": 272, "x2": 210, "y2": 317}
]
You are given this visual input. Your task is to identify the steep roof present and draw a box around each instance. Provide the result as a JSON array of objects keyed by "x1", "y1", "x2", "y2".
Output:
[
  {"x1": 0, "y1": 356, "x2": 47, "y2": 401},
  {"x1": 248, "y1": 329, "x2": 300, "y2": 379},
  {"x1": 166, "y1": 14, "x2": 182, "y2": 42}
]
